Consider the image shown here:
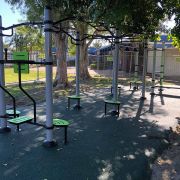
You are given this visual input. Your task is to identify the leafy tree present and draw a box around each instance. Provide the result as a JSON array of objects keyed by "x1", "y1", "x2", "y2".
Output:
[
  {"x1": 5, "y1": 0, "x2": 70, "y2": 88},
  {"x1": 68, "y1": 39, "x2": 76, "y2": 56},
  {"x1": 90, "y1": 0, "x2": 179, "y2": 39},
  {"x1": 5, "y1": 0, "x2": 179, "y2": 83},
  {"x1": 93, "y1": 40, "x2": 102, "y2": 48},
  {"x1": 9, "y1": 26, "x2": 44, "y2": 52}
]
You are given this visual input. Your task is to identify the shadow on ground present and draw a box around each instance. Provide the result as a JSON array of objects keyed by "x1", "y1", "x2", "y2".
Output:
[{"x1": 0, "y1": 87, "x2": 172, "y2": 180}]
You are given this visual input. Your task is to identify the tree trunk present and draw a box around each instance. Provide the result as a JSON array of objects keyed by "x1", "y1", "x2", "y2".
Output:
[
  {"x1": 79, "y1": 43, "x2": 91, "y2": 80},
  {"x1": 53, "y1": 32, "x2": 69, "y2": 88},
  {"x1": 78, "y1": 23, "x2": 91, "y2": 80}
]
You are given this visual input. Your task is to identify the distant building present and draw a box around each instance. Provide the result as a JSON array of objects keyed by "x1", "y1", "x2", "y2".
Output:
[{"x1": 147, "y1": 35, "x2": 180, "y2": 77}]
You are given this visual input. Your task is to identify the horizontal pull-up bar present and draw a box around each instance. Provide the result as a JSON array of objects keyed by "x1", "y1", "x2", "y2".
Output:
[
  {"x1": 0, "y1": 21, "x2": 43, "y2": 31},
  {"x1": 0, "y1": 60, "x2": 53, "y2": 65}
]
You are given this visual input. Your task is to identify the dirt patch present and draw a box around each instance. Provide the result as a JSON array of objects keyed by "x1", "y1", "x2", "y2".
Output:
[{"x1": 151, "y1": 123, "x2": 180, "y2": 180}]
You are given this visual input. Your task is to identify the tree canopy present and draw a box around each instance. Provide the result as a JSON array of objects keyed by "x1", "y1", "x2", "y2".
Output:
[
  {"x1": 9, "y1": 26, "x2": 44, "y2": 51},
  {"x1": 5, "y1": 0, "x2": 179, "y2": 37},
  {"x1": 4, "y1": 0, "x2": 180, "y2": 83}
]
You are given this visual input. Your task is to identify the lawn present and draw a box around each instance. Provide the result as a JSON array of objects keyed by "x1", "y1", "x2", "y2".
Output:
[
  {"x1": 5, "y1": 67, "x2": 47, "y2": 84},
  {"x1": 5, "y1": 67, "x2": 76, "y2": 84}
]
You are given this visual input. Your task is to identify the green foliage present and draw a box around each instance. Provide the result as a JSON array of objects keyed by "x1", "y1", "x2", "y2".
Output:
[
  {"x1": 90, "y1": 63, "x2": 97, "y2": 69},
  {"x1": 90, "y1": 0, "x2": 179, "y2": 38},
  {"x1": 9, "y1": 26, "x2": 44, "y2": 51},
  {"x1": 5, "y1": 0, "x2": 179, "y2": 39},
  {"x1": 68, "y1": 38, "x2": 76, "y2": 56},
  {"x1": 168, "y1": 34, "x2": 180, "y2": 49},
  {"x1": 92, "y1": 40, "x2": 102, "y2": 48}
]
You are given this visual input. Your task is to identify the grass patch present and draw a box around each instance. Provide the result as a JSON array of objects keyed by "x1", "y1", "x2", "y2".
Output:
[
  {"x1": 5, "y1": 82, "x2": 46, "y2": 105},
  {"x1": 5, "y1": 67, "x2": 75, "y2": 84},
  {"x1": 5, "y1": 67, "x2": 46, "y2": 84},
  {"x1": 4, "y1": 73, "x2": 178, "y2": 107},
  {"x1": 5, "y1": 81, "x2": 72, "y2": 106}
]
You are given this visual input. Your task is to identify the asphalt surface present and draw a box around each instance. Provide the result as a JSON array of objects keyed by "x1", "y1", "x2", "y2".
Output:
[{"x1": 0, "y1": 85, "x2": 180, "y2": 180}]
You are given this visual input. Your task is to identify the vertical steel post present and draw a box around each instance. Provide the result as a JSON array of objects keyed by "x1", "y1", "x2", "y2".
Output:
[
  {"x1": 75, "y1": 32, "x2": 80, "y2": 97},
  {"x1": 159, "y1": 41, "x2": 165, "y2": 91},
  {"x1": 151, "y1": 41, "x2": 157, "y2": 95},
  {"x1": 36, "y1": 52, "x2": 39, "y2": 82},
  {"x1": 43, "y1": 7, "x2": 56, "y2": 147},
  {"x1": 111, "y1": 48, "x2": 114, "y2": 95},
  {"x1": 141, "y1": 39, "x2": 148, "y2": 100},
  {"x1": 4, "y1": 48, "x2": 7, "y2": 61},
  {"x1": 134, "y1": 49, "x2": 139, "y2": 82},
  {"x1": 0, "y1": 16, "x2": 11, "y2": 132},
  {"x1": 113, "y1": 30, "x2": 119, "y2": 102}
]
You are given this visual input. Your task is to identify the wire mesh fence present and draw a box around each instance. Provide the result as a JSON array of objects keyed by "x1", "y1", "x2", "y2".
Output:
[{"x1": 88, "y1": 51, "x2": 144, "y2": 81}]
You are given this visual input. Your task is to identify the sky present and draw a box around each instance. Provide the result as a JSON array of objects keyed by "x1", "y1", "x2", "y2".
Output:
[{"x1": 0, "y1": 0, "x2": 23, "y2": 27}]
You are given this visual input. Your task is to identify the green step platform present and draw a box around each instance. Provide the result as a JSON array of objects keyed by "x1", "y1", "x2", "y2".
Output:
[
  {"x1": 110, "y1": 86, "x2": 121, "y2": 96},
  {"x1": 67, "y1": 95, "x2": 81, "y2": 110},
  {"x1": 8, "y1": 116, "x2": 33, "y2": 131},
  {"x1": 6, "y1": 110, "x2": 21, "y2": 117},
  {"x1": 104, "y1": 100, "x2": 120, "y2": 117},
  {"x1": 129, "y1": 79, "x2": 142, "y2": 90},
  {"x1": 53, "y1": 119, "x2": 70, "y2": 144}
]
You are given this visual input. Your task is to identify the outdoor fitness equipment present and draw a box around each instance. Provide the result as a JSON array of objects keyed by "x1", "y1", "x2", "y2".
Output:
[
  {"x1": 0, "y1": 49, "x2": 21, "y2": 121},
  {"x1": 0, "y1": 54, "x2": 50, "y2": 130},
  {"x1": 140, "y1": 39, "x2": 148, "y2": 100},
  {"x1": 0, "y1": 7, "x2": 69, "y2": 147},
  {"x1": 104, "y1": 30, "x2": 120, "y2": 116},
  {"x1": 0, "y1": 16, "x2": 11, "y2": 132},
  {"x1": 128, "y1": 47, "x2": 141, "y2": 90},
  {"x1": 0, "y1": 5, "x2": 150, "y2": 143},
  {"x1": 108, "y1": 44, "x2": 121, "y2": 96},
  {"x1": 151, "y1": 41, "x2": 165, "y2": 95},
  {"x1": 67, "y1": 31, "x2": 81, "y2": 110}
]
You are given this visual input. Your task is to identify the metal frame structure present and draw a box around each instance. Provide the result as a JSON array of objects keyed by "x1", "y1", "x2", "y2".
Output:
[
  {"x1": 150, "y1": 41, "x2": 166, "y2": 95},
  {"x1": 0, "y1": 6, "x2": 149, "y2": 146}
]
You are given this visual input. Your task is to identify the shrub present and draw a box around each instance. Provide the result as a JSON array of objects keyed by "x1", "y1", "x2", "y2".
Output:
[{"x1": 90, "y1": 63, "x2": 97, "y2": 69}]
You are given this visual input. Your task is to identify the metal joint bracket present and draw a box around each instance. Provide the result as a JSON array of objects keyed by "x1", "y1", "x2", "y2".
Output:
[
  {"x1": 44, "y1": 20, "x2": 53, "y2": 24},
  {"x1": 44, "y1": 28, "x2": 53, "y2": 32},
  {"x1": 44, "y1": 62, "x2": 53, "y2": 65},
  {"x1": 44, "y1": 125, "x2": 54, "y2": 130},
  {"x1": 0, "y1": 114, "x2": 9, "y2": 118}
]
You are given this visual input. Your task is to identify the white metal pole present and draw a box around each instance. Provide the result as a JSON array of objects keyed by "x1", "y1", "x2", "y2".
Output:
[
  {"x1": 141, "y1": 39, "x2": 148, "y2": 100},
  {"x1": 43, "y1": 7, "x2": 56, "y2": 147},
  {"x1": 0, "y1": 16, "x2": 10, "y2": 132},
  {"x1": 113, "y1": 30, "x2": 119, "y2": 102},
  {"x1": 151, "y1": 41, "x2": 157, "y2": 95},
  {"x1": 75, "y1": 32, "x2": 80, "y2": 97},
  {"x1": 159, "y1": 41, "x2": 165, "y2": 91},
  {"x1": 111, "y1": 48, "x2": 114, "y2": 94},
  {"x1": 36, "y1": 52, "x2": 39, "y2": 81},
  {"x1": 134, "y1": 49, "x2": 139, "y2": 82}
]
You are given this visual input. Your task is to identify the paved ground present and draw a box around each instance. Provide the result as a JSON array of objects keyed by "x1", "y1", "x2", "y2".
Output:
[{"x1": 0, "y1": 85, "x2": 180, "y2": 180}]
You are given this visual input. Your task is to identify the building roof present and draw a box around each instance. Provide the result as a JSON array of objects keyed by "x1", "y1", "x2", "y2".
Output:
[
  {"x1": 150, "y1": 35, "x2": 173, "y2": 48},
  {"x1": 88, "y1": 47, "x2": 97, "y2": 55}
]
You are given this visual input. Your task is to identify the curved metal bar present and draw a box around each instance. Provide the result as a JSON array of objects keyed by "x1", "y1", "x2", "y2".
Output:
[
  {"x1": 18, "y1": 64, "x2": 36, "y2": 123},
  {"x1": 0, "y1": 21, "x2": 43, "y2": 31},
  {"x1": 0, "y1": 84, "x2": 16, "y2": 118}
]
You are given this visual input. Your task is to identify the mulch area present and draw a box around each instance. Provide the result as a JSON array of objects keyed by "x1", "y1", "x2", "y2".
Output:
[{"x1": 151, "y1": 123, "x2": 180, "y2": 180}]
